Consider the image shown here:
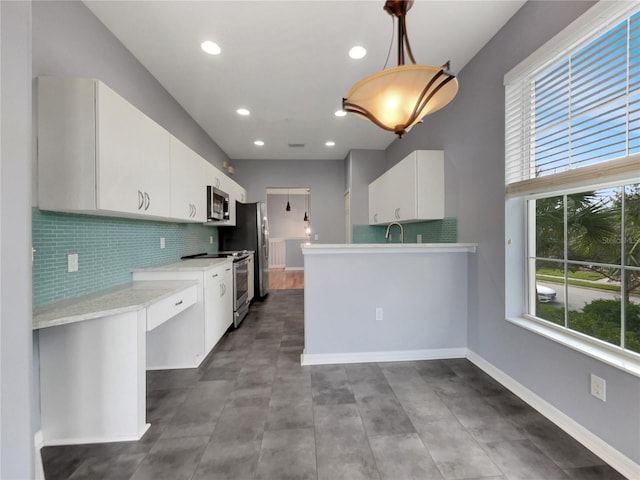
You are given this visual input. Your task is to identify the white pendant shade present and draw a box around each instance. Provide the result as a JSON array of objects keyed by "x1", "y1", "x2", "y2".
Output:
[{"x1": 344, "y1": 64, "x2": 458, "y2": 136}]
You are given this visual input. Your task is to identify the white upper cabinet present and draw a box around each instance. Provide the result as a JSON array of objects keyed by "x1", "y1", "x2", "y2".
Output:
[
  {"x1": 216, "y1": 174, "x2": 248, "y2": 227},
  {"x1": 369, "y1": 150, "x2": 444, "y2": 225},
  {"x1": 170, "y1": 136, "x2": 207, "y2": 222},
  {"x1": 38, "y1": 77, "x2": 171, "y2": 219},
  {"x1": 38, "y1": 76, "x2": 247, "y2": 225}
]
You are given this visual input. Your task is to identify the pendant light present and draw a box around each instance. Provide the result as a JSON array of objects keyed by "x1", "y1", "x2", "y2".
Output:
[
  {"x1": 286, "y1": 189, "x2": 291, "y2": 212},
  {"x1": 342, "y1": 0, "x2": 459, "y2": 138},
  {"x1": 303, "y1": 189, "x2": 309, "y2": 222}
]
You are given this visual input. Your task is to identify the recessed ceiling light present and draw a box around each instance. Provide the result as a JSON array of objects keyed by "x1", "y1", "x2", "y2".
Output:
[
  {"x1": 325, "y1": 141, "x2": 336, "y2": 147},
  {"x1": 201, "y1": 40, "x2": 221, "y2": 55},
  {"x1": 254, "y1": 140, "x2": 265, "y2": 146},
  {"x1": 334, "y1": 110, "x2": 347, "y2": 117},
  {"x1": 349, "y1": 46, "x2": 367, "y2": 60},
  {"x1": 236, "y1": 108, "x2": 250, "y2": 116}
]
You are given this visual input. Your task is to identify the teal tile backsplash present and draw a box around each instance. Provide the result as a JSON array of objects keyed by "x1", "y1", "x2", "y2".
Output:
[
  {"x1": 352, "y1": 218, "x2": 457, "y2": 244},
  {"x1": 32, "y1": 208, "x2": 218, "y2": 306}
]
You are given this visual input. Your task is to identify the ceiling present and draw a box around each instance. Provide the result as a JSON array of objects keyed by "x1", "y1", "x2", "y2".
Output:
[{"x1": 84, "y1": 0, "x2": 525, "y2": 161}]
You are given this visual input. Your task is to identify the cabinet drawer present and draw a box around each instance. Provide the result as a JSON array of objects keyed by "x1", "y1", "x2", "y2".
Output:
[{"x1": 146, "y1": 285, "x2": 197, "y2": 331}]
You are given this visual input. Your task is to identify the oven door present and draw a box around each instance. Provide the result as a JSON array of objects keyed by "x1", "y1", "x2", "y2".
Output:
[{"x1": 233, "y1": 257, "x2": 249, "y2": 311}]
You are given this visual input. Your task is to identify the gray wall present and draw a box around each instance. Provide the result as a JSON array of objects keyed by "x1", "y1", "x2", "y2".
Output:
[
  {"x1": 234, "y1": 160, "x2": 346, "y2": 244},
  {"x1": 304, "y1": 251, "x2": 468, "y2": 354},
  {"x1": 1, "y1": 2, "x2": 34, "y2": 478},
  {"x1": 345, "y1": 149, "x2": 387, "y2": 227},
  {"x1": 267, "y1": 193, "x2": 308, "y2": 239},
  {"x1": 385, "y1": 0, "x2": 639, "y2": 463}
]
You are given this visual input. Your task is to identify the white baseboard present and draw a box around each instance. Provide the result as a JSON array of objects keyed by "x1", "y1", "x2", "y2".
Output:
[
  {"x1": 269, "y1": 264, "x2": 285, "y2": 269},
  {"x1": 466, "y1": 350, "x2": 639, "y2": 480},
  {"x1": 300, "y1": 348, "x2": 467, "y2": 366},
  {"x1": 34, "y1": 430, "x2": 45, "y2": 480},
  {"x1": 284, "y1": 267, "x2": 304, "y2": 271},
  {"x1": 42, "y1": 423, "x2": 151, "y2": 447}
]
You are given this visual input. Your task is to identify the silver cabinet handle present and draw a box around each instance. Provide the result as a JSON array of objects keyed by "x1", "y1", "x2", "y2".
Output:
[
  {"x1": 225, "y1": 268, "x2": 231, "y2": 272},
  {"x1": 144, "y1": 192, "x2": 150, "y2": 211},
  {"x1": 138, "y1": 190, "x2": 144, "y2": 210},
  {"x1": 192, "y1": 204, "x2": 196, "y2": 217},
  {"x1": 174, "y1": 300, "x2": 183, "y2": 306},
  {"x1": 374, "y1": 213, "x2": 378, "y2": 222},
  {"x1": 211, "y1": 273, "x2": 219, "y2": 278},
  {"x1": 394, "y1": 208, "x2": 400, "y2": 219}
]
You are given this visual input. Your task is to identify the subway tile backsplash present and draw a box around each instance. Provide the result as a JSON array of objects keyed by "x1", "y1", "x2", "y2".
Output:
[
  {"x1": 32, "y1": 208, "x2": 217, "y2": 306},
  {"x1": 352, "y1": 218, "x2": 457, "y2": 244}
]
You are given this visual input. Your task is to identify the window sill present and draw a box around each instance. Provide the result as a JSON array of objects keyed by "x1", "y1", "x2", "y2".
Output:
[{"x1": 506, "y1": 315, "x2": 640, "y2": 378}]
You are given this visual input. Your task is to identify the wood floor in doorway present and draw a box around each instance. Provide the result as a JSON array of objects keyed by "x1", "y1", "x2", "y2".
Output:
[{"x1": 269, "y1": 268, "x2": 304, "y2": 290}]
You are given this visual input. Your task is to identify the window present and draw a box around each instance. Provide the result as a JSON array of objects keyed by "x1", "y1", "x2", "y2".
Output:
[
  {"x1": 529, "y1": 183, "x2": 640, "y2": 353},
  {"x1": 505, "y1": 1, "x2": 640, "y2": 365}
]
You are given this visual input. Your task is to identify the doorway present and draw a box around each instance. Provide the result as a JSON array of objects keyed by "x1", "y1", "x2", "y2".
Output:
[{"x1": 265, "y1": 187, "x2": 311, "y2": 290}]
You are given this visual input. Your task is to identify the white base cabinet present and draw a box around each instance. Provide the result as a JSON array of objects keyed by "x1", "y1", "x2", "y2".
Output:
[
  {"x1": 133, "y1": 262, "x2": 233, "y2": 369},
  {"x1": 369, "y1": 150, "x2": 444, "y2": 225}
]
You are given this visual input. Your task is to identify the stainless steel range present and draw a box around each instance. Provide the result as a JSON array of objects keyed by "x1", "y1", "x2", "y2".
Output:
[{"x1": 181, "y1": 250, "x2": 251, "y2": 327}]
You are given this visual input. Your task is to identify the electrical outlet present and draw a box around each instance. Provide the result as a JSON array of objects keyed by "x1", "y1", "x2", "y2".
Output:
[
  {"x1": 375, "y1": 307, "x2": 383, "y2": 321},
  {"x1": 67, "y1": 253, "x2": 78, "y2": 273},
  {"x1": 590, "y1": 374, "x2": 606, "y2": 401},
  {"x1": 209, "y1": 236, "x2": 213, "y2": 244},
  {"x1": 160, "y1": 237, "x2": 165, "y2": 249},
  {"x1": 314, "y1": 234, "x2": 319, "y2": 241}
]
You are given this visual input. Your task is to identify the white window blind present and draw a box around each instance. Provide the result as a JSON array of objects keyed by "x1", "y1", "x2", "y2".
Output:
[{"x1": 505, "y1": 3, "x2": 640, "y2": 188}]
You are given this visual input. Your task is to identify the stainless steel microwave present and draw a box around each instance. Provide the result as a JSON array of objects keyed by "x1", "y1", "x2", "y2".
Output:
[{"x1": 207, "y1": 186, "x2": 230, "y2": 221}]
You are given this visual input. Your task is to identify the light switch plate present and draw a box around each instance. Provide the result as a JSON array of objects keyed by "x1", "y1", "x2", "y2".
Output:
[
  {"x1": 160, "y1": 237, "x2": 165, "y2": 249},
  {"x1": 590, "y1": 373, "x2": 606, "y2": 401}
]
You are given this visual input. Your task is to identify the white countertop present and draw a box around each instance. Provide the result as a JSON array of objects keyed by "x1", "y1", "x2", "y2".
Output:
[
  {"x1": 301, "y1": 243, "x2": 477, "y2": 255},
  {"x1": 131, "y1": 257, "x2": 231, "y2": 272},
  {"x1": 33, "y1": 280, "x2": 199, "y2": 330}
]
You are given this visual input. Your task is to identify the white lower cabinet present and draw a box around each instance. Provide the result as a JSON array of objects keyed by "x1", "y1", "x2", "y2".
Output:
[
  {"x1": 204, "y1": 264, "x2": 233, "y2": 353},
  {"x1": 132, "y1": 261, "x2": 233, "y2": 369}
]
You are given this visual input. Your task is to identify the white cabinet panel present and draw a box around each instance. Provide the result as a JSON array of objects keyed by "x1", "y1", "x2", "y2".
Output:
[
  {"x1": 369, "y1": 150, "x2": 444, "y2": 225},
  {"x1": 38, "y1": 77, "x2": 171, "y2": 219},
  {"x1": 203, "y1": 263, "x2": 233, "y2": 353},
  {"x1": 170, "y1": 136, "x2": 207, "y2": 222}
]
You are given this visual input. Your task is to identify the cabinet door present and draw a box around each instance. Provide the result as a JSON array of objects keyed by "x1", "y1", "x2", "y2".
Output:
[
  {"x1": 97, "y1": 83, "x2": 171, "y2": 217},
  {"x1": 369, "y1": 175, "x2": 387, "y2": 225},
  {"x1": 170, "y1": 136, "x2": 207, "y2": 222},
  {"x1": 203, "y1": 264, "x2": 233, "y2": 354},
  {"x1": 386, "y1": 153, "x2": 418, "y2": 222}
]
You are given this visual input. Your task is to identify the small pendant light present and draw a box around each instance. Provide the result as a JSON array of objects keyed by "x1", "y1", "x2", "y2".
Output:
[
  {"x1": 286, "y1": 189, "x2": 291, "y2": 212},
  {"x1": 303, "y1": 189, "x2": 309, "y2": 221}
]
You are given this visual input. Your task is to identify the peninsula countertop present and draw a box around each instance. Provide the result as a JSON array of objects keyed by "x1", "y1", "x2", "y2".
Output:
[
  {"x1": 301, "y1": 243, "x2": 477, "y2": 255},
  {"x1": 33, "y1": 280, "x2": 199, "y2": 330}
]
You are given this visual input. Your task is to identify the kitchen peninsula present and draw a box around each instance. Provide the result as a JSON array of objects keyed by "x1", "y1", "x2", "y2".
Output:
[{"x1": 301, "y1": 243, "x2": 477, "y2": 365}]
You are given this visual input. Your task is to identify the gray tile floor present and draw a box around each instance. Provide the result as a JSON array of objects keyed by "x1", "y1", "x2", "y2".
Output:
[{"x1": 42, "y1": 290, "x2": 626, "y2": 480}]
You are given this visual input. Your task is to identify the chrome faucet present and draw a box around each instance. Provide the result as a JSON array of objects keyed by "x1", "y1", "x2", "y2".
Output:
[{"x1": 385, "y1": 222, "x2": 404, "y2": 243}]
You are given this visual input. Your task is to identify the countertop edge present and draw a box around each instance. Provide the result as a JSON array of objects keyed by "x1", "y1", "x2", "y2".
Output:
[
  {"x1": 301, "y1": 243, "x2": 478, "y2": 255},
  {"x1": 33, "y1": 280, "x2": 199, "y2": 330},
  {"x1": 130, "y1": 257, "x2": 232, "y2": 272}
]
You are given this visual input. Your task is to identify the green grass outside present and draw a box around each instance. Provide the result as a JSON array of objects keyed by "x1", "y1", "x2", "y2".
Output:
[
  {"x1": 537, "y1": 267, "x2": 605, "y2": 281},
  {"x1": 536, "y1": 274, "x2": 621, "y2": 292}
]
